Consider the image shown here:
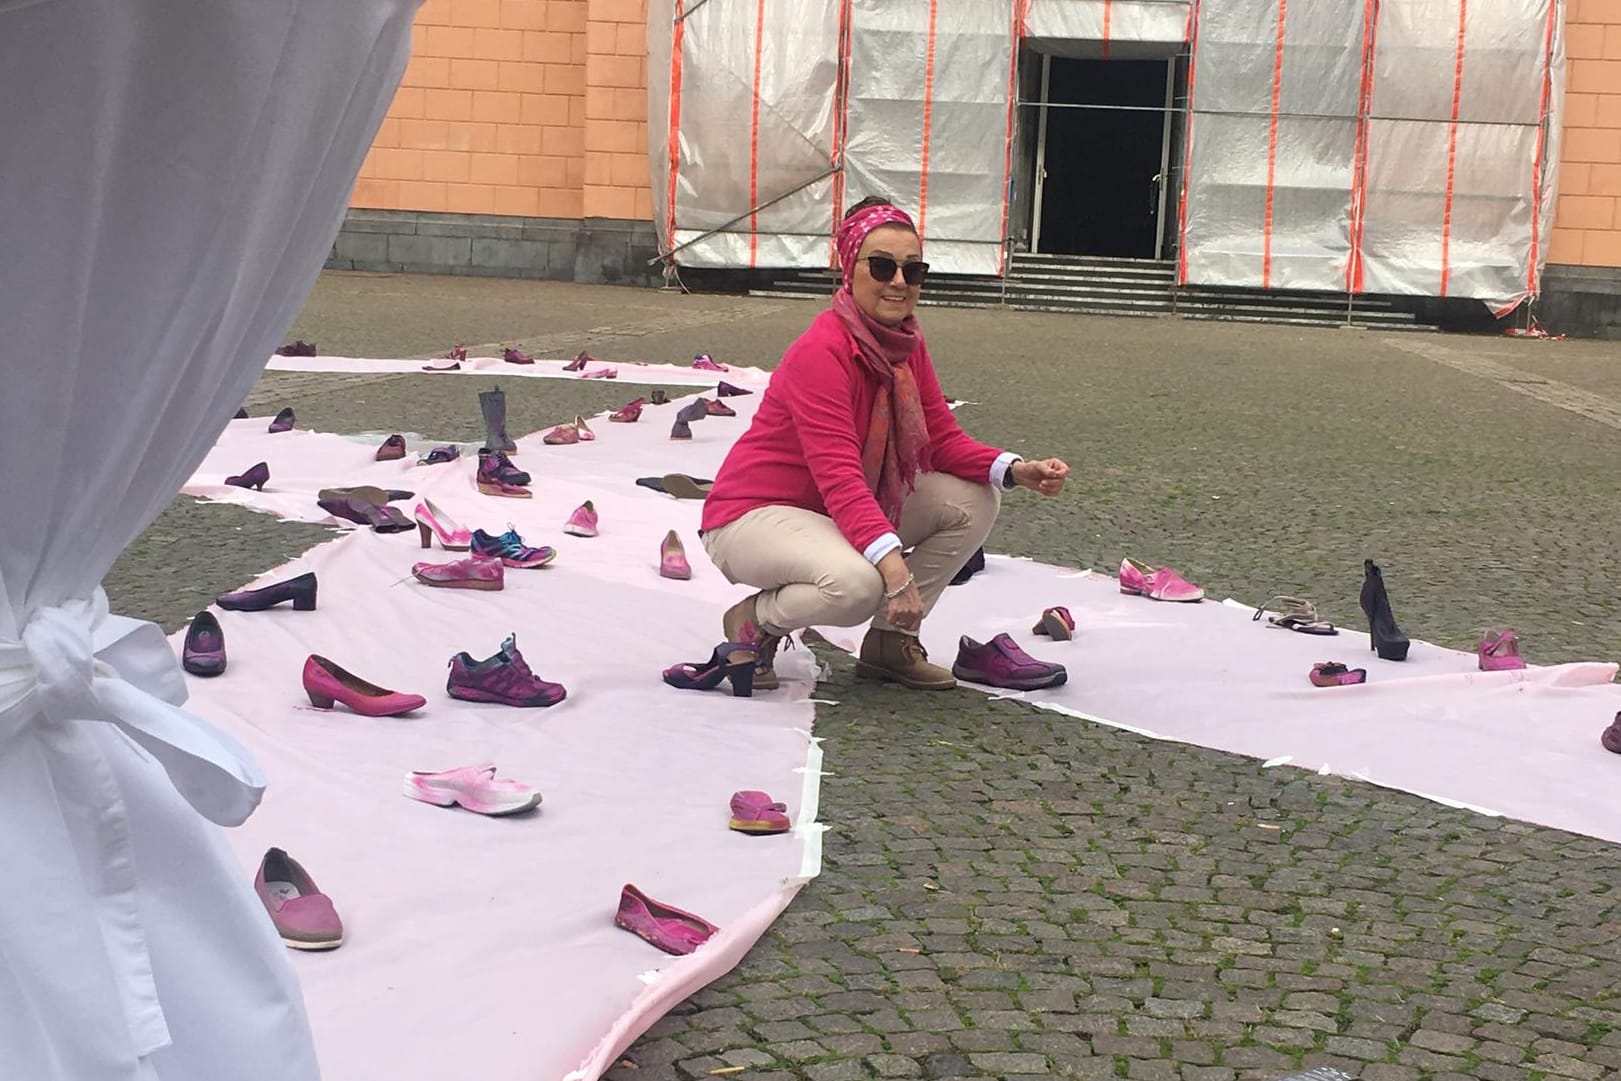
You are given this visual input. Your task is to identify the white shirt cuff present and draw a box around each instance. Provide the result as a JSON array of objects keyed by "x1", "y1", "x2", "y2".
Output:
[
  {"x1": 990, "y1": 451, "x2": 1022, "y2": 490},
  {"x1": 864, "y1": 532, "x2": 903, "y2": 564}
]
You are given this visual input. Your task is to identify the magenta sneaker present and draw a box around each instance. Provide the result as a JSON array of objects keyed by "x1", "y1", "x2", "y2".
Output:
[
  {"x1": 403, "y1": 762, "x2": 541, "y2": 815},
  {"x1": 471, "y1": 527, "x2": 556, "y2": 568},
  {"x1": 563, "y1": 501, "x2": 599, "y2": 537},
  {"x1": 447, "y1": 634, "x2": 566, "y2": 707},
  {"x1": 412, "y1": 556, "x2": 504, "y2": 590},
  {"x1": 255, "y1": 847, "x2": 342, "y2": 950},
  {"x1": 951, "y1": 633, "x2": 1067, "y2": 690}
]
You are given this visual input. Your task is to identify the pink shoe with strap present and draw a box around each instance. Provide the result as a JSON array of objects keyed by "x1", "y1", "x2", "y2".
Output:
[{"x1": 1119, "y1": 557, "x2": 1205, "y2": 602}]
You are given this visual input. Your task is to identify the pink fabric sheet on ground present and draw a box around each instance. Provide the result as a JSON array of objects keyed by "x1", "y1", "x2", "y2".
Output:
[
  {"x1": 265, "y1": 353, "x2": 770, "y2": 387},
  {"x1": 816, "y1": 557, "x2": 1621, "y2": 843},
  {"x1": 176, "y1": 386, "x2": 826, "y2": 1081}
]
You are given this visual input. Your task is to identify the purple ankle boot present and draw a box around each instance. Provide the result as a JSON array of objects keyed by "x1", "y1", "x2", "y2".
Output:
[{"x1": 951, "y1": 633, "x2": 1067, "y2": 690}]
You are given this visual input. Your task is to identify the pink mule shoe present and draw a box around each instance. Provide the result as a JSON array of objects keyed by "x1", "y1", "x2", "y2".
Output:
[
  {"x1": 660, "y1": 529, "x2": 691, "y2": 580},
  {"x1": 563, "y1": 501, "x2": 599, "y2": 537},
  {"x1": 1479, "y1": 628, "x2": 1526, "y2": 671},
  {"x1": 414, "y1": 498, "x2": 472, "y2": 550},
  {"x1": 1119, "y1": 556, "x2": 1205, "y2": 602},
  {"x1": 1309, "y1": 661, "x2": 1367, "y2": 687},
  {"x1": 403, "y1": 763, "x2": 541, "y2": 816},
  {"x1": 302, "y1": 655, "x2": 426, "y2": 717},
  {"x1": 255, "y1": 847, "x2": 343, "y2": 950},
  {"x1": 729, "y1": 790, "x2": 791, "y2": 834},
  {"x1": 615, "y1": 884, "x2": 718, "y2": 955},
  {"x1": 412, "y1": 556, "x2": 505, "y2": 590},
  {"x1": 1031, "y1": 606, "x2": 1075, "y2": 640}
]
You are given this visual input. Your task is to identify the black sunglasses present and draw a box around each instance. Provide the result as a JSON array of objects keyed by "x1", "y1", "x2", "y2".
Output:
[{"x1": 863, "y1": 255, "x2": 929, "y2": 286}]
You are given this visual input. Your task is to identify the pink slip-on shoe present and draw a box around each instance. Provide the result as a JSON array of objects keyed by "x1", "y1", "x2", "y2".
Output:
[
  {"x1": 412, "y1": 556, "x2": 504, "y2": 590},
  {"x1": 703, "y1": 397, "x2": 736, "y2": 417},
  {"x1": 1031, "y1": 606, "x2": 1075, "y2": 640},
  {"x1": 660, "y1": 529, "x2": 692, "y2": 579},
  {"x1": 729, "y1": 790, "x2": 791, "y2": 834},
  {"x1": 403, "y1": 763, "x2": 541, "y2": 816},
  {"x1": 615, "y1": 884, "x2": 718, "y2": 955},
  {"x1": 1478, "y1": 628, "x2": 1527, "y2": 671},
  {"x1": 581, "y1": 367, "x2": 617, "y2": 379},
  {"x1": 691, "y1": 353, "x2": 728, "y2": 372},
  {"x1": 951, "y1": 633, "x2": 1068, "y2": 690},
  {"x1": 1119, "y1": 556, "x2": 1205, "y2": 602},
  {"x1": 1309, "y1": 661, "x2": 1367, "y2": 687},
  {"x1": 414, "y1": 498, "x2": 472, "y2": 550},
  {"x1": 255, "y1": 847, "x2": 342, "y2": 950},
  {"x1": 563, "y1": 501, "x2": 599, "y2": 537}
]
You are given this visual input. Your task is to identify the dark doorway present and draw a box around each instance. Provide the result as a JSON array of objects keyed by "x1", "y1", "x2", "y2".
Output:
[{"x1": 1035, "y1": 58, "x2": 1169, "y2": 259}]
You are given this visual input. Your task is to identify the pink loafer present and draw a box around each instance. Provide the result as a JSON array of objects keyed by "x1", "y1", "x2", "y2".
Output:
[
  {"x1": 403, "y1": 763, "x2": 541, "y2": 816},
  {"x1": 1119, "y1": 556, "x2": 1205, "y2": 602},
  {"x1": 729, "y1": 790, "x2": 791, "y2": 834},
  {"x1": 615, "y1": 884, "x2": 718, "y2": 955},
  {"x1": 255, "y1": 847, "x2": 343, "y2": 950}
]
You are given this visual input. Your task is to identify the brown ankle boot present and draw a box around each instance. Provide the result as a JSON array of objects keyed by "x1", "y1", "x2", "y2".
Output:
[
  {"x1": 856, "y1": 629, "x2": 956, "y2": 690},
  {"x1": 722, "y1": 594, "x2": 781, "y2": 691}
]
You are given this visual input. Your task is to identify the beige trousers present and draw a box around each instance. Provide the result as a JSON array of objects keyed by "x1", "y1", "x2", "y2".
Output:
[{"x1": 701, "y1": 471, "x2": 1000, "y2": 636}]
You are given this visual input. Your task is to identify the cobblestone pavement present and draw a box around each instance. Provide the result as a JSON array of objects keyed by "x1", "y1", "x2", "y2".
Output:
[{"x1": 110, "y1": 273, "x2": 1621, "y2": 1081}]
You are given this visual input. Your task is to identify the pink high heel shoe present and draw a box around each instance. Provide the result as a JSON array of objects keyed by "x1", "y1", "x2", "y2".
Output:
[
  {"x1": 574, "y1": 415, "x2": 595, "y2": 441},
  {"x1": 1478, "y1": 629, "x2": 1526, "y2": 671},
  {"x1": 302, "y1": 655, "x2": 426, "y2": 717},
  {"x1": 414, "y1": 499, "x2": 472, "y2": 550},
  {"x1": 615, "y1": 884, "x2": 718, "y2": 955},
  {"x1": 1119, "y1": 557, "x2": 1205, "y2": 602},
  {"x1": 660, "y1": 529, "x2": 691, "y2": 580}
]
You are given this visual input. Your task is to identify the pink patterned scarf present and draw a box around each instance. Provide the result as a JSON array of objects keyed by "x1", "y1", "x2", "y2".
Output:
[{"x1": 831, "y1": 203, "x2": 932, "y2": 524}]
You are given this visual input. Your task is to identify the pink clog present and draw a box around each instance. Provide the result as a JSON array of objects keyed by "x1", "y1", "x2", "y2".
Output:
[
  {"x1": 615, "y1": 884, "x2": 718, "y2": 955},
  {"x1": 1119, "y1": 557, "x2": 1205, "y2": 602},
  {"x1": 255, "y1": 847, "x2": 343, "y2": 950},
  {"x1": 403, "y1": 763, "x2": 541, "y2": 816},
  {"x1": 729, "y1": 790, "x2": 791, "y2": 835}
]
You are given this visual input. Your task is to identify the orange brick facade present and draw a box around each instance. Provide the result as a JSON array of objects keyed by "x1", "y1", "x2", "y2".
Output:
[
  {"x1": 352, "y1": 0, "x2": 652, "y2": 224},
  {"x1": 352, "y1": 0, "x2": 1621, "y2": 272}
]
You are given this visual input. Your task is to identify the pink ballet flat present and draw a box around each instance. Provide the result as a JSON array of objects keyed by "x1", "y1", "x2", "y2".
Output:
[
  {"x1": 615, "y1": 884, "x2": 718, "y2": 955},
  {"x1": 729, "y1": 790, "x2": 791, "y2": 834},
  {"x1": 1478, "y1": 628, "x2": 1526, "y2": 671},
  {"x1": 660, "y1": 529, "x2": 691, "y2": 580},
  {"x1": 1119, "y1": 556, "x2": 1205, "y2": 602}
]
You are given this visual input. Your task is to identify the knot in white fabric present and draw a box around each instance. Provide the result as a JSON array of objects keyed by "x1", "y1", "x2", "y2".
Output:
[{"x1": 18, "y1": 599, "x2": 108, "y2": 727}]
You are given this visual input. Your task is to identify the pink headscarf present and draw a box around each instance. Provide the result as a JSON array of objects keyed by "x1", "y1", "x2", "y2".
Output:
[{"x1": 830, "y1": 202, "x2": 931, "y2": 524}]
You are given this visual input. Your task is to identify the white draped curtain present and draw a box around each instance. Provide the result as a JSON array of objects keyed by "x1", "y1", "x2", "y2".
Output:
[{"x1": 0, "y1": 1, "x2": 419, "y2": 1078}]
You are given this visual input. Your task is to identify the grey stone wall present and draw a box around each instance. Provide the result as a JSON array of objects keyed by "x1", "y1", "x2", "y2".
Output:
[
  {"x1": 326, "y1": 210, "x2": 664, "y2": 288},
  {"x1": 1538, "y1": 265, "x2": 1621, "y2": 339}
]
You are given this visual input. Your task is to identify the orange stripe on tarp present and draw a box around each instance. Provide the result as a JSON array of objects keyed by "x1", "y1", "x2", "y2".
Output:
[
  {"x1": 1346, "y1": 0, "x2": 1378, "y2": 294},
  {"x1": 998, "y1": 0, "x2": 1021, "y2": 274},
  {"x1": 1525, "y1": 0, "x2": 1558, "y2": 295},
  {"x1": 1439, "y1": 0, "x2": 1468, "y2": 298},
  {"x1": 918, "y1": 0, "x2": 938, "y2": 237},
  {"x1": 1102, "y1": 0, "x2": 1112, "y2": 59},
  {"x1": 1261, "y1": 0, "x2": 1288, "y2": 290},
  {"x1": 665, "y1": 1, "x2": 684, "y2": 259},
  {"x1": 748, "y1": 0, "x2": 766, "y2": 268},
  {"x1": 1176, "y1": 0, "x2": 1205, "y2": 285}
]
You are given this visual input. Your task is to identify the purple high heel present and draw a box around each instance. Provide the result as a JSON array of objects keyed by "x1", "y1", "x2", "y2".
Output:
[
  {"x1": 662, "y1": 641, "x2": 758, "y2": 697},
  {"x1": 225, "y1": 462, "x2": 270, "y2": 490},
  {"x1": 268, "y1": 407, "x2": 295, "y2": 433},
  {"x1": 216, "y1": 572, "x2": 317, "y2": 612}
]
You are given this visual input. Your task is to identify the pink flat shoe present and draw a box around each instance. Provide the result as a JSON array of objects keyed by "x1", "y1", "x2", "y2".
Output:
[
  {"x1": 302, "y1": 655, "x2": 426, "y2": 717},
  {"x1": 403, "y1": 762, "x2": 541, "y2": 816},
  {"x1": 581, "y1": 367, "x2": 617, "y2": 379},
  {"x1": 729, "y1": 790, "x2": 791, "y2": 834},
  {"x1": 414, "y1": 498, "x2": 472, "y2": 550},
  {"x1": 1478, "y1": 628, "x2": 1526, "y2": 671},
  {"x1": 615, "y1": 884, "x2": 718, "y2": 955},
  {"x1": 255, "y1": 847, "x2": 343, "y2": 950},
  {"x1": 660, "y1": 529, "x2": 691, "y2": 580},
  {"x1": 412, "y1": 556, "x2": 504, "y2": 590},
  {"x1": 1309, "y1": 661, "x2": 1367, "y2": 687},
  {"x1": 543, "y1": 422, "x2": 580, "y2": 445},
  {"x1": 563, "y1": 500, "x2": 599, "y2": 537},
  {"x1": 1031, "y1": 606, "x2": 1075, "y2": 640},
  {"x1": 1119, "y1": 557, "x2": 1205, "y2": 602},
  {"x1": 691, "y1": 353, "x2": 728, "y2": 372}
]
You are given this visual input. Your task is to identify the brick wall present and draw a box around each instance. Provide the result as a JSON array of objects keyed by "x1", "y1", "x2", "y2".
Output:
[
  {"x1": 1551, "y1": 0, "x2": 1621, "y2": 267},
  {"x1": 352, "y1": 0, "x2": 650, "y2": 222}
]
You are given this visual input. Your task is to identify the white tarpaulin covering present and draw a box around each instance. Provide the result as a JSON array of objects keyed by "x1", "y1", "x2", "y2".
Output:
[
  {"x1": 1023, "y1": 0, "x2": 1192, "y2": 59},
  {"x1": 0, "y1": 1, "x2": 418, "y2": 1079},
  {"x1": 1179, "y1": 0, "x2": 1564, "y2": 309}
]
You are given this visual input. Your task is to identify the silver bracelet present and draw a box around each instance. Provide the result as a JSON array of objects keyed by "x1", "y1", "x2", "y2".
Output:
[{"x1": 884, "y1": 573, "x2": 914, "y2": 600}]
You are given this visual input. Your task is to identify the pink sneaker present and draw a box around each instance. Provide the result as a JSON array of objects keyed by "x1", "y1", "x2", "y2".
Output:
[
  {"x1": 403, "y1": 763, "x2": 541, "y2": 816},
  {"x1": 1119, "y1": 557, "x2": 1205, "y2": 602},
  {"x1": 255, "y1": 847, "x2": 342, "y2": 950},
  {"x1": 564, "y1": 500, "x2": 599, "y2": 537},
  {"x1": 412, "y1": 556, "x2": 504, "y2": 590},
  {"x1": 691, "y1": 353, "x2": 728, "y2": 372},
  {"x1": 446, "y1": 634, "x2": 567, "y2": 708}
]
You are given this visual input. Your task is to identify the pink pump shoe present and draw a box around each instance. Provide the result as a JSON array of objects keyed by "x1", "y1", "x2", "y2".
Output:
[
  {"x1": 302, "y1": 655, "x2": 426, "y2": 717},
  {"x1": 563, "y1": 501, "x2": 599, "y2": 537},
  {"x1": 615, "y1": 884, "x2": 718, "y2": 955},
  {"x1": 729, "y1": 790, "x2": 791, "y2": 835},
  {"x1": 414, "y1": 499, "x2": 472, "y2": 550},
  {"x1": 660, "y1": 529, "x2": 691, "y2": 579},
  {"x1": 1478, "y1": 628, "x2": 1526, "y2": 671},
  {"x1": 403, "y1": 763, "x2": 541, "y2": 816},
  {"x1": 1119, "y1": 557, "x2": 1205, "y2": 602}
]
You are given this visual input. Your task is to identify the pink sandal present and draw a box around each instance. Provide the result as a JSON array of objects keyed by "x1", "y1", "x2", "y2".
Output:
[
  {"x1": 729, "y1": 790, "x2": 791, "y2": 834},
  {"x1": 615, "y1": 884, "x2": 718, "y2": 954},
  {"x1": 1478, "y1": 628, "x2": 1526, "y2": 671}
]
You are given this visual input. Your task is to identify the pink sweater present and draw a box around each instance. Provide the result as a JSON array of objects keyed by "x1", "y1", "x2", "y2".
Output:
[{"x1": 701, "y1": 309, "x2": 1003, "y2": 552}]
